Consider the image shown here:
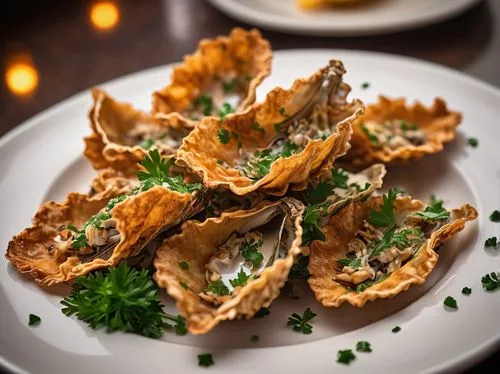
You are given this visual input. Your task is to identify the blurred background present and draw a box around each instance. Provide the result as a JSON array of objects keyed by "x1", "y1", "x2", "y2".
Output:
[{"x1": 0, "y1": 0, "x2": 498, "y2": 371}]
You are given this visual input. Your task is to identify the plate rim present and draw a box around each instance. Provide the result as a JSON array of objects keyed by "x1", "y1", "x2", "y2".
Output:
[
  {"x1": 1, "y1": 49, "x2": 499, "y2": 374},
  {"x1": 206, "y1": 0, "x2": 483, "y2": 37}
]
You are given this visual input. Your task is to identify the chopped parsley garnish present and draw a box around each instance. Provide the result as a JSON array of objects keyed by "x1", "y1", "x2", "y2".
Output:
[
  {"x1": 356, "y1": 341, "x2": 372, "y2": 352},
  {"x1": 490, "y1": 210, "x2": 500, "y2": 222},
  {"x1": 338, "y1": 256, "x2": 362, "y2": 269},
  {"x1": 367, "y1": 187, "x2": 404, "y2": 227},
  {"x1": 281, "y1": 141, "x2": 298, "y2": 157},
  {"x1": 370, "y1": 227, "x2": 423, "y2": 259},
  {"x1": 485, "y1": 237, "x2": 498, "y2": 248},
  {"x1": 443, "y1": 296, "x2": 458, "y2": 309},
  {"x1": 198, "y1": 353, "x2": 214, "y2": 368},
  {"x1": 251, "y1": 122, "x2": 265, "y2": 135},
  {"x1": 179, "y1": 261, "x2": 189, "y2": 271},
  {"x1": 217, "y1": 128, "x2": 231, "y2": 144},
  {"x1": 331, "y1": 167, "x2": 349, "y2": 189},
  {"x1": 242, "y1": 142, "x2": 298, "y2": 180},
  {"x1": 61, "y1": 263, "x2": 184, "y2": 338},
  {"x1": 392, "y1": 326, "x2": 401, "y2": 333},
  {"x1": 413, "y1": 195, "x2": 450, "y2": 221},
  {"x1": 138, "y1": 138, "x2": 155, "y2": 150},
  {"x1": 287, "y1": 307, "x2": 317, "y2": 334},
  {"x1": 279, "y1": 107, "x2": 289, "y2": 117},
  {"x1": 179, "y1": 280, "x2": 189, "y2": 290},
  {"x1": 337, "y1": 349, "x2": 356, "y2": 364},
  {"x1": 274, "y1": 123, "x2": 281, "y2": 132},
  {"x1": 254, "y1": 307, "x2": 270, "y2": 318},
  {"x1": 304, "y1": 182, "x2": 332, "y2": 205},
  {"x1": 28, "y1": 314, "x2": 41, "y2": 326},
  {"x1": 138, "y1": 149, "x2": 203, "y2": 193},
  {"x1": 195, "y1": 95, "x2": 213, "y2": 116},
  {"x1": 205, "y1": 280, "x2": 230, "y2": 296},
  {"x1": 361, "y1": 82, "x2": 370, "y2": 89},
  {"x1": 481, "y1": 272, "x2": 500, "y2": 291},
  {"x1": 355, "y1": 274, "x2": 389, "y2": 292},
  {"x1": 216, "y1": 159, "x2": 224, "y2": 165},
  {"x1": 400, "y1": 121, "x2": 418, "y2": 131},
  {"x1": 289, "y1": 255, "x2": 310, "y2": 280},
  {"x1": 467, "y1": 137, "x2": 478, "y2": 148},
  {"x1": 301, "y1": 204, "x2": 327, "y2": 246},
  {"x1": 240, "y1": 239, "x2": 264, "y2": 269},
  {"x1": 217, "y1": 102, "x2": 234, "y2": 119},
  {"x1": 250, "y1": 334, "x2": 260, "y2": 343},
  {"x1": 229, "y1": 268, "x2": 254, "y2": 288},
  {"x1": 222, "y1": 78, "x2": 238, "y2": 93},
  {"x1": 462, "y1": 287, "x2": 472, "y2": 295},
  {"x1": 361, "y1": 124, "x2": 379, "y2": 144}
]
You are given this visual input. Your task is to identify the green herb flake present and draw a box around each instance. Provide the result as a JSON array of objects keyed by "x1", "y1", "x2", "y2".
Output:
[
  {"x1": 196, "y1": 95, "x2": 213, "y2": 116},
  {"x1": 205, "y1": 280, "x2": 230, "y2": 296},
  {"x1": 331, "y1": 167, "x2": 349, "y2": 189},
  {"x1": 28, "y1": 314, "x2": 41, "y2": 326},
  {"x1": 279, "y1": 107, "x2": 289, "y2": 118},
  {"x1": 217, "y1": 128, "x2": 231, "y2": 144},
  {"x1": 485, "y1": 237, "x2": 498, "y2": 248},
  {"x1": 218, "y1": 102, "x2": 234, "y2": 119},
  {"x1": 467, "y1": 137, "x2": 479, "y2": 148},
  {"x1": 462, "y1": 287, "x2": 472, "y2": 295},
  {"x1": 443, "y1": 296, "x2": 458, "y2": 309},
  {"x1": 287, "y1": 307, "x2": 317, "y2": 334},
  {"x1": 179, "y1": 281, "x2": 189, "y2": 290},
  {"x1": 338, "y1": 256, "x2": 362, "y2": 269},
  {"x1": 254, "y1": 307, "x2": 270, "y2": 318},
  {"x1": 490, "y1": 210, "x2": 500, "y2": 222},
  {"x1": 229, "y1": 268, "x2": 253, "y2": 288},
  {"x1": 367, "y1": 187, "x2": 404, "y2": 227},
  {"x1": 301, "y1": 204, "x2": 326, "y2": 246},
  {"x1": 250, "y1": 335, "x2": 260, "y2": 343},
  {"x1": 337, "y1": 349, "x2": 356, "y2": 365},
  {"x1": 274, "y1": 123, "x2": 281, "y2": 132},
  {"x1": 356, "y1": 341, "x2": 372, "y2": 353},
  {"x1": 240, "y1": 239, "x2": 264, "y2": 269},
  {"x1": 361, "y1": 124, "x2": 378, "y2": 144},
  {"x1": 138, "y1": 138, "x2": 155, "y2": 150},
  {"x1": 61, "y1": 263, "x2": 183, "y2": 338},
  {"x1": 361, "y1": 82, "x2": 370, "y2": 90},
  {"x1": 392, "y1": 326, "x2": 401, "y2": 333},
  {"x1": 179, "y1": 261, "x2": 189, "y2": 271},
  {"x1": 222, "y1": 78, "x2": 238, "y2": 93},
  {"x1": 251, "y1": 122, "x2": 266, "y2": 135},
  {"x1": 481, "y1": 272, "x2": 500, "y2": 291},
  {"x1": 414, "y1": 195, "x2": 450, "y2": 221},
  {"x1": 198, "y1": 353, "x2": 214, "y2": 368},
  {"x1": 400, "y1": 121, "x2": 418, "y2": 131},
  {"x1": 289, "y1": 255, "x2": 310, "y2": 280}
]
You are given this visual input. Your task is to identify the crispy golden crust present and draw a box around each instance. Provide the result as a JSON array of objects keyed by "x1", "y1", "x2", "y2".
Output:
[
  {"x1": 153, "y1": 199, "x2": 304, "y2": 334},
  {"x1": 89, "y1": 168, "x2": 138, "y2": 199},
  {"x1": 84, "y1": 88, "x2": 190, "y2": 175},
  {"x1": 346, "y1": 96, "x2": 461, "y2": 165},
  {"x1": 308, "y1": 195, "x2": 478, "y2": 308},
  {"x1": 152, "y1": 28, "x2": 272, "y2": 121},
  {"x1": 6, "y1": 187, "x2": 194, "y2": 286},
  {"x1": 177, "y1": 60, "x2": 363, "y2": 196}
]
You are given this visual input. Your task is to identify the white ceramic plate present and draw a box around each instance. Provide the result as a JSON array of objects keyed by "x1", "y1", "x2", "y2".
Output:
[
  {"x1": 1, "y1": 50, "x2": 499, "y2": 374},
  {"x1": 207, "y1": 0, "x2": 483, "y2": 36}
]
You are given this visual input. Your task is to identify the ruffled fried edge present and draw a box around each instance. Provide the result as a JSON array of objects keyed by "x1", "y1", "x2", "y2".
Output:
[
  {"x1": 177, "y1": 60, "x2": 364, "y2": 196},
  {"x1": 307, "y1": 195, "x2": 478, "y2": 308},
  {"x1": 84, "y1": 88, "x2": 191, "y2": 175},
  {"x1": 6, "y1": 187, "x2": 194, "y2": 286},
  {"x1": 152, "y1": 28, "x2": 272, "y2": 122},
  {"x1": 347, "y1": 96, "x2": 461, "y2": 165},
  {"x1": 153, "y1": 198, "x2": 305, "y2": 334},
  {"x1": 89, "y1": 168, "x2": 138, "y2": 199}
]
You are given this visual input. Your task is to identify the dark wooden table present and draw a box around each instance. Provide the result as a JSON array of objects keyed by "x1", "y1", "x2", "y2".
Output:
[{"x1": 0, "y1": 0, "x2": 498, "y2": 372}]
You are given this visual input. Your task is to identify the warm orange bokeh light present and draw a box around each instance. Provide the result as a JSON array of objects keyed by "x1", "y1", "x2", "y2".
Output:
[
  {"x1": 90, "y1": 2, "x2": 120, "y2": 31},
  {"x1": 5, "y1": 62, "x2": 39, "y2": 96}
]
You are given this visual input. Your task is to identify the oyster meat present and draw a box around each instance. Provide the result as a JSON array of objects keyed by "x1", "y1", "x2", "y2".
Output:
[
  {"x1": 177, "y1": 59, "x2": 364, "y2": 196},
  {"x1": 346, "y1": 96, "x2": 461, "y2": 165},
  {"x1": 6, "y1": 152, "x2": 203, "y2": 286},
  {"x1": 152, "y1": 28, "x2": 272, "y2": 124},
  {"x1": 308, "y1": 190, "x2": 478, "y2": 307},
  {"x1": 153, "y1": 198, "x2": 305, "y2": 334}
]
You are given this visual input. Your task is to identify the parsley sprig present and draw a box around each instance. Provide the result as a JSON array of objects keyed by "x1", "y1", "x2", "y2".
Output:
[
  {"x1": 368, "y1": 188, "x2": 404, "y2": 227},
  {"x1": 413, "y1": 195, "x2": 450, "y2": 221},
  {"x1": 481, "y1": 272, "x2": 500, "y2": 291},
  {"x1": 287, "y1": 307, "x2": 317, "y2": 334},
  {"x1": 301, "y1": 204, "x2": 327, "y2": 246},
  {"x1": 61, "y1": 263, "x2": 186, "y2": 338},
  {"x1": 138, "y1": 149, "x2": 202, "y2": 194},
  {"x1": 229, "y1": 268, "x2": 254, "y2": 288},
  {"x1": 240, "y1": 238, "x2": 264, "y2": 269},
  {"x1": 205, "y1": 280, "x2": 230, "y2": 296}
]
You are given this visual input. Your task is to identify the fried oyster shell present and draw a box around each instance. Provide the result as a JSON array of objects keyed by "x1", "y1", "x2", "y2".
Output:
[
  {"x1": 346, "y1": 96, "x2": 461, "y2": 165},
  {"x1": 84, "y1": 88, "x2": 191, "y2": 174},
  {"x1": 152, "y1": 28, "x2": 272, "y2": 122},
  {"x1": 308, "y1": 195, "x2": 477, "y2": 308},
  {"x1": 89, "y1": 168, "x2": 138, "y2": 199},
  {"x1": 177, "y1": 60, "x2": 364, "y2": 196},
  {"x1": 153, "y1": 198, "x2": 305, "y2": 334},
  {"x1": 6, "y1": 186, "x2": 197, "y2": 286}
]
